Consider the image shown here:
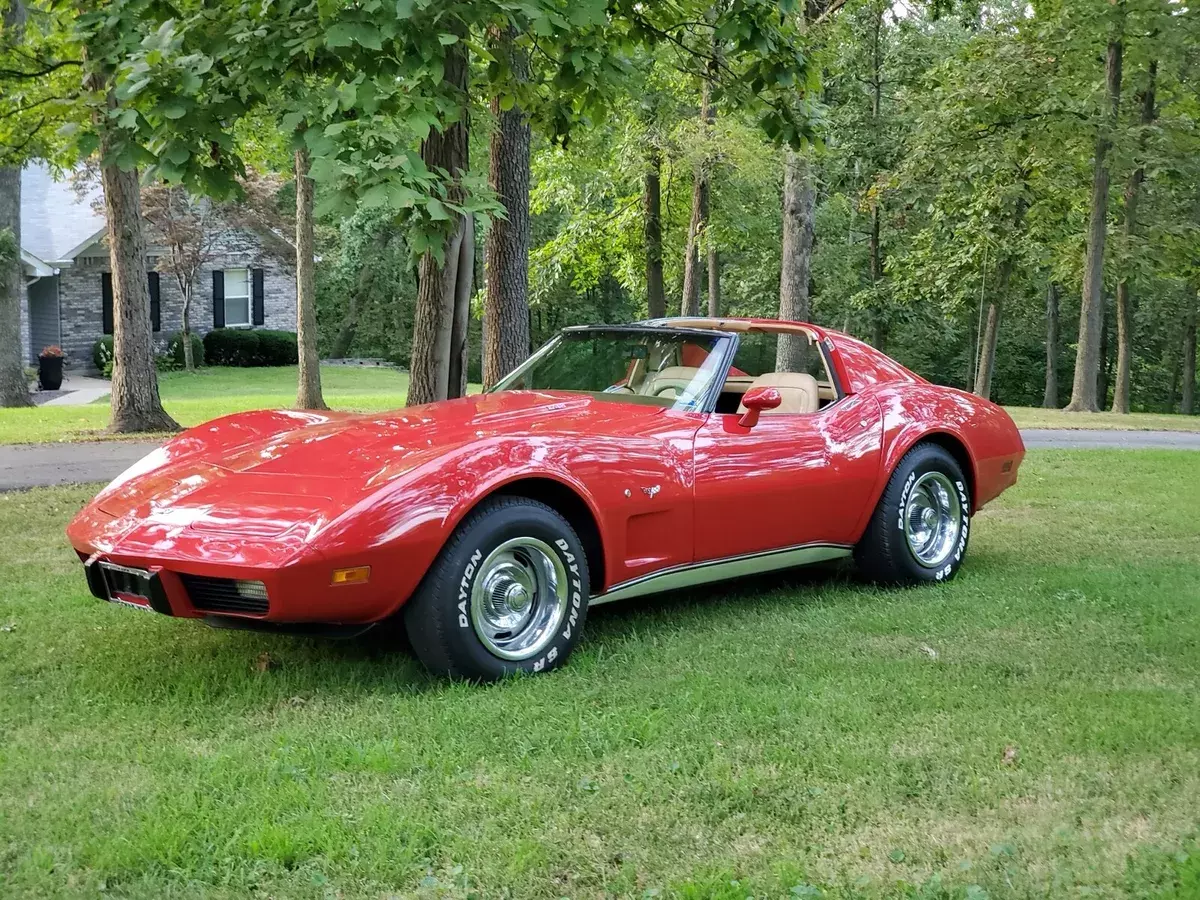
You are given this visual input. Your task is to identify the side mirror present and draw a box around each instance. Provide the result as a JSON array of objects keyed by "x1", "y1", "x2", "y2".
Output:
[{"x1": 738, "y1": 386, "x2": 782, "y2": 428}]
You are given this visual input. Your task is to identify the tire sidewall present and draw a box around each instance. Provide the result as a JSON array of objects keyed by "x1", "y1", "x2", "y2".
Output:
[
  {"x1": 436, "y1": 504, "x2": 588, "y2": 679},
  {"x1": 892, "y1": 447, "x2": 971, "y2": 583}
]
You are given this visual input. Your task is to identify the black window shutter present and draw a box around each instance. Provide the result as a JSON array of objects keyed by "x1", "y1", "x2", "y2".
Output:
[
  {"x1": 212, "y1": 270, "x2": 225, "y2": 328},
  {"x1": 251, "y1": 268, "x2": 265, "y2": 326},
  {"x1": 148, "y1": 271, "x2": 161, "y2": 332},
  {"x1": 101, "y1": 273, "x2": 114, "y2": 335}
]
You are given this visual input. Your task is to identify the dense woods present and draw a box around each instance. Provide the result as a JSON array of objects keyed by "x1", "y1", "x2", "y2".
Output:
[{"x1": 2, "y1": 0, "x2": 1199, "y2": 424}]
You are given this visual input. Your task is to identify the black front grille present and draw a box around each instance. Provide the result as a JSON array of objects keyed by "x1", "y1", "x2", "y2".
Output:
[{"x1": 180, "y1": 575, "x2": 269, "y2": 615}]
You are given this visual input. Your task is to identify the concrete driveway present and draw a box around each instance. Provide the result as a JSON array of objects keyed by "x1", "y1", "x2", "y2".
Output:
[{"x1": 1, "y1": 429, "x2": 1197, "y2": 492}]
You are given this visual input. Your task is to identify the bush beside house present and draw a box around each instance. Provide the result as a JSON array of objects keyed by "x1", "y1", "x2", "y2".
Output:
[
  {"x1": 92, "y1": 331, "x2": 208, "y2": 377},
  {"x1": 203, "y1": 329, "x2": 299, "y2": 367}
]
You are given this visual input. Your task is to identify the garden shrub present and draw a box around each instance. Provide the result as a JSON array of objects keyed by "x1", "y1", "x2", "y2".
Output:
[
  {"x1": 165, "y1": 331, "x2": 205, "y2": 368},
  {"x1": 203, "y1": 329, "x2": 260, "y2": 366},
  {"x1": 92, "y1": 336, "x2": 113, "y2": 373},
  {"x1": 203, "y1": 328, "x2": 298, "y2": 366},
  {"x1": 256, "y1": 330, "x2": 299, "y2": 366}
]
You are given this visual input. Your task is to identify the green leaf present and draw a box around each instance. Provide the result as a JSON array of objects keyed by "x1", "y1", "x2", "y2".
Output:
[
  {"x1": 160, "y1": 102, "x2": 188, "y2": 120},
  {"x1": 438, "y1": 33, "x2": 459, "y2": 45},
  {"x1": 426, "y1": 197, "x2": 450, "y2": 220},
  {"x1": 325, "y1": 23, "x2": 381, "y2": 50}
]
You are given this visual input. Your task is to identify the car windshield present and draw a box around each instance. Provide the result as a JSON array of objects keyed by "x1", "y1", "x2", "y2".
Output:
[{"x1": 490, "y1": 329, "x2": 732, "y2": 411}]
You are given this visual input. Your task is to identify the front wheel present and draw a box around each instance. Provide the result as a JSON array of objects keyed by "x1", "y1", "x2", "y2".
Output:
[
  {"x1": 854, "y1": 442, "x2": 971, "y2": 585},
  {"x1": 404, "y1": 497, "x2": 589, "y2": 681}
]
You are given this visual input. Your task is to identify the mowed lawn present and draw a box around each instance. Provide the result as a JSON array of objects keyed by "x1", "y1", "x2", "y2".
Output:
[
  {"x1": 1, "y1": 452, "x2": 1199, "y2": 899},
  {"x1": 0, "y1": 366, "x2": 413, "y2": 445}
]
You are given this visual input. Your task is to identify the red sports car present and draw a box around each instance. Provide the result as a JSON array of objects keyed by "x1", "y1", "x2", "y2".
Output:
[{"x1": 68, "y1": 318, "x2": 1024, "y2": 680}]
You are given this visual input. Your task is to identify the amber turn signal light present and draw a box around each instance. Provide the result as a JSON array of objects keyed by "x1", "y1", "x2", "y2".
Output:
[{"x1": 331, "y1": 566, "x2": 371, "y2": 586}]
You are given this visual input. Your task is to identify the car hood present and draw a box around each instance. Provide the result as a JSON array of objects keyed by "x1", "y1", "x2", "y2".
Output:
[{"x1": 77, "y1": 391, "x2": 674, "y2": 557}]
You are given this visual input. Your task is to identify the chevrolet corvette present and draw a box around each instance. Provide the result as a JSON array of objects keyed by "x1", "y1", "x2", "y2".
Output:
[{"x1": 68, "y1": 318, "x2": 1024, "y2": 680}]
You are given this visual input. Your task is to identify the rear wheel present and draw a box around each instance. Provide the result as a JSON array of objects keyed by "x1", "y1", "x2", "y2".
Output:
[
  {"x1": 403, "y1": 497, "x2": 589, "y2": 681},
  {"x1": 854, "y1": 442, "x2": 971, "y2": 585}
]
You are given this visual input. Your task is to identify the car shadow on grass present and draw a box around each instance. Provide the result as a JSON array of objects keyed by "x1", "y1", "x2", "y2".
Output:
[
  {"x1": 75, "y1": 559, "x2": 944, "y2": 703},
  {"x1": 582, "y1": 560, "x2": 862, "y2": 638}
]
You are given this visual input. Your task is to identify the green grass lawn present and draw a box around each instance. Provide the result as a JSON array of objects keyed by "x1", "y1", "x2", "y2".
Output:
[
  {"x1": 0, "y1": 366, "x2": 412, "y2": 445},
  {"x1": 1, "y1": 451, "x2": 1199, "y2": 899},
  {"x1": 1003, "y1": 406, "x2": 1200, "y2": 432}
]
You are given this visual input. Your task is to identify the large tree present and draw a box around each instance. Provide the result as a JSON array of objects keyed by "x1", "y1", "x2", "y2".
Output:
[
  {"x1": 0, "y1": 0, "x2": 34, "y2": 407},
  {"x1": 482, "y1": 27, "x2": 532, "y2": 389},
  {"x1": 1065, "y1": 15, "x2": 1124, "y2": 413}
]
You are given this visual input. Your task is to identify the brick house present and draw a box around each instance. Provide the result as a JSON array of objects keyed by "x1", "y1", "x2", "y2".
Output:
[{"x1": 18, "y1": 163, "x2": 297, "y2": 370}]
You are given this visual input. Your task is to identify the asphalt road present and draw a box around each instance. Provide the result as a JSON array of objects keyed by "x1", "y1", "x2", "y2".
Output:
[
  {"x1": 1019, "y1": 428, "x2": 1200, "y2": 450},
  {"x1": 0, "y1": 441, "x2": 161, "y2": 492},
  {"x1": 1, "y1": 430, "x2": 1197, "y2": 492}
]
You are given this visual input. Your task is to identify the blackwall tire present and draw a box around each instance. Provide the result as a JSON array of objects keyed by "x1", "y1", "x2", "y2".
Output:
[
  {"x1": 403, "y1": 497, "x2": 589, "y2": 681},
  {"x1": 854, "y1": 442, "x2": 971, "y2": 585}
]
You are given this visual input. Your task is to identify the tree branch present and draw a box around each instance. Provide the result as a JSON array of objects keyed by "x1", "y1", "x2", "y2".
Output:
[{"x1": 0, "y1": 58, "x2": 81, "y2": 79}]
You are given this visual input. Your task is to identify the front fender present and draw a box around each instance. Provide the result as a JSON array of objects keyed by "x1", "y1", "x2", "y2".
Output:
[{"x1": 307, "y1": 440, "x2": 607, "y2": 622}]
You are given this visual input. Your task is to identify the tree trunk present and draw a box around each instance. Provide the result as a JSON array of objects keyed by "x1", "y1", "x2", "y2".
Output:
[
  {"x1": 0, "y1": 167, "x2": 30, "y2": 407},
  {"x1": 1183, "y1": 298, "x2": 1197, "y2": 415},
  {"x1": 97, "y1": 125, "x2": 178, "y2": 432},
  {"x1": 0, "y1": 0, "x2": 32, "y2": 408},
  {"x1": 1112, "y1": 60, "x2": 1156, "y2": 414},
  {"x1": 644, "y1": 146, "x2": 665, "y2": 319},
  {"x1": 408, "y1": 39, "x2": 470, "y2": 407},
  {"x1": 483, "y1": 27, "x2": 531, "y2": 389},
  {"x1": 181, "y1": 284, "x2": 194, "y2": 370},
  {"x1": 329, "y1": 289, "x2": 359, "y2": 359},
  {"x1": 1043, "y1": 282, "x2": 1059, "y2": 408},
  {"x1": 448, "y1": 215, "x2": 473, "y2": 399},
  {"x1": 681, "y1": 161, "x2": 709, "y2": 316},
  {"x1": 681, "y1": 52, "x2": 716, "y2": 317},
  {"x1": 777, "y1": 149, "x2": 816, "y2": 372},
  {"x1": 294, "y1": 146, "x2": 326, "y2": 410},
  {"x1": 1066, "y1": 36, "x2": 1123, "y2": 412},
  {"x1": 972, "y1": 237, "x2": 1021, "y2": 400},
  {"x1": 410, "y1": 226, "x2": 464, "y2": 405},
  {"x1": 865, "y1": 3, "x2": 887, "y2": 352},
  {"x1": 1098, "y1": 295, "x2": 1111, "y2": 406},
  {"x1": 707, "y1": 246, "x2": 720, "y2": 317},
  {"x1": 973, "y1": 303, "x2": 1001, "y2": 400}
]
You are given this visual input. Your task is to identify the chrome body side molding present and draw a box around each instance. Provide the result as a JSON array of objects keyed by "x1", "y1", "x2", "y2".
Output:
[{"x1": 590, "y1": 542, "x2": 852, "y2": 606}]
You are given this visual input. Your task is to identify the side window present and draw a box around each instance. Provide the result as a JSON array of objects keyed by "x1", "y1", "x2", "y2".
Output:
[
  {"x1": 731, "y1": 332, "x2": 828, "y2": 381},
  {"x1": 718, "y1": 331, "x2": 838, "y2": 415}
]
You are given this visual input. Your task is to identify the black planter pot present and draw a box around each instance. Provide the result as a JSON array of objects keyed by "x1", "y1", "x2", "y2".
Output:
[{"x1": 38, "y1": 355, "x2": 64, "y2": 391}]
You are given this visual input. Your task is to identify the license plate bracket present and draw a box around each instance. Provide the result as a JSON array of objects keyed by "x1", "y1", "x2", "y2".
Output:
[{"x1": 85, "y1": 559, "x2": 173, "y2": 615}]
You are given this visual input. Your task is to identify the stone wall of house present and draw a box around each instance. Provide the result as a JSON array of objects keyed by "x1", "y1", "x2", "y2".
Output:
[
  {"x1": 58, "y1": 226, "x2": 296, "y2": 370},
  {"x1": 19, "y1": 280, "x2": 31, "y2": 368}
]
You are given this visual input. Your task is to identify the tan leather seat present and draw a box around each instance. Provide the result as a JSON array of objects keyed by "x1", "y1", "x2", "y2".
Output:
[
  {"x1": 737, "y1": 372, "x2": 820, "y2": 415},
  {"x1": 641, "y1": 365, "x2": 702, "y2": 398}
]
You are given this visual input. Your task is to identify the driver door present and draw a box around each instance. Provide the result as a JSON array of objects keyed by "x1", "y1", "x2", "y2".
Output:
[{"x1": 691, "y1": 393, "x2": 883, "y2": 562}]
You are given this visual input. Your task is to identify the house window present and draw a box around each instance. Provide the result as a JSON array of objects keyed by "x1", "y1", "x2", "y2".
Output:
[{"x1": 223, "y1": 269, "x2": 251, "y2": 327}]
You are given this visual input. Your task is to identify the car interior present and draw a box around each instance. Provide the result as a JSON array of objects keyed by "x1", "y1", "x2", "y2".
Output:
[{"x1": 630, "y1": 327, "x2": 840, "y2": 416}]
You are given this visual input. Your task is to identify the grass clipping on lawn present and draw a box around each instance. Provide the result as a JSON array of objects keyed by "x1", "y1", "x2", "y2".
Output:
[{"x1": 0, "y1": 450, "x2": 1198, "y2": 899}]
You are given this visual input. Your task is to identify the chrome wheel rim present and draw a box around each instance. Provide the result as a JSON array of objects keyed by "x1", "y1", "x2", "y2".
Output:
[
  {"x1": 903, "y1": 472, "x2": 963, "y2": 568},
  {"x1": 470, "y1": 537, "x2": 568, "y2": 661}
]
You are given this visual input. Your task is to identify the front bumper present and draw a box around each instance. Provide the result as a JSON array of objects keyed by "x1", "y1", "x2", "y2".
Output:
[{"x1": 81, "y1": 555, "x2": 272, "y2": 619}]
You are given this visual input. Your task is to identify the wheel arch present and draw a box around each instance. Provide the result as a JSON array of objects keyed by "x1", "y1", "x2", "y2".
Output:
[
  {"x1": 473, "y1": 476, "x2": 607, "y2": 596},
  {"x1": 901, "y1": 430, "x2": 978, "y2": 512}
]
